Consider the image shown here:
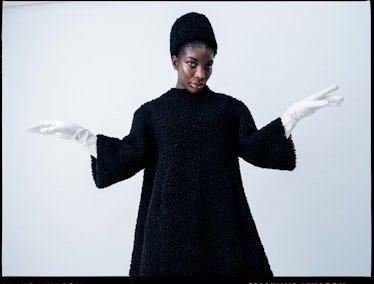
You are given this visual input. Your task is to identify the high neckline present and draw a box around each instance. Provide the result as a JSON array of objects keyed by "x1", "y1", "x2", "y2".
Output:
[{"x1": 170, "y1": 85, "x2": 211, "y2": 97}]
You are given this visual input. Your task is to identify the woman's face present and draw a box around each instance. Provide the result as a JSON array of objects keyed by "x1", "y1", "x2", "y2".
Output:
[{"x1": 172, "y1": 44, "x2": 214, "y2": 94}]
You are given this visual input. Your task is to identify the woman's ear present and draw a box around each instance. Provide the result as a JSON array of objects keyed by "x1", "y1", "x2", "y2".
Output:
[{"x1": 171, "y1": 55, "x2": 179, "y2": 70}]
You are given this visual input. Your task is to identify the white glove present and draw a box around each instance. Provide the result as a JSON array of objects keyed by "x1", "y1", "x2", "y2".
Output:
[
  {"x1": 28, "y1": 121, "x2": 97, "y2": 158},
  {"x1": 281, "y1": 85, "x2": 343, "y2": 138}
]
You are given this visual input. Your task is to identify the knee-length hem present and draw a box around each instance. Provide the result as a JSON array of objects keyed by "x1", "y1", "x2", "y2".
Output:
[{"x1": 91, "y1": 86, "x2": 296, "y2": 276}]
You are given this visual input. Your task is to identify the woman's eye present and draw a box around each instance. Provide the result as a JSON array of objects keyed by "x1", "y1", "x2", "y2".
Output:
[
  {"x1": 205, "y1": 64, "x2": 213, "y2": 70},
  {"x1": 187, "y1": 62, "x2": 197, "y2": 68}
]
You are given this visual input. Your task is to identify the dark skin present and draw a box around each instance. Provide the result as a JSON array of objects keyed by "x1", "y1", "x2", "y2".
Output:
[{"x1": 171, "y1": 44, "x2": 215, "y2": 94}]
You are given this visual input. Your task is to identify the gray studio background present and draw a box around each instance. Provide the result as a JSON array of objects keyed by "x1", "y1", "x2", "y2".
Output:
[{"x1": 2, "y1": 1, "x2": 371, "y2": 276}]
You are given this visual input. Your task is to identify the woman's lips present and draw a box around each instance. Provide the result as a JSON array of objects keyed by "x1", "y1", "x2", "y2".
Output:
[{"x1": 190, "y1": 82, "x2": 205, "y2": 89}]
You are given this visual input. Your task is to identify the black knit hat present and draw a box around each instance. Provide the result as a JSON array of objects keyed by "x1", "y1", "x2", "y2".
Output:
[{"x1": 170, "y1": 12, "x2": 217, "y2": 57}]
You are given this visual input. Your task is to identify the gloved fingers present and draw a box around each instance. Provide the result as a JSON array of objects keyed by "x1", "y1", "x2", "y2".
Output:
[
  {"x1": 28, "y1": 121, "x2": 76, "y2": 139},
  {"x1": 298, "y1": 100, "x2": 329, "y2": 109},
  {"x1": 28, "y1": 121, "x2": 58, "y2": 134},
  {"x1": 40, "y1": 126, "x2": 66, "y2": 135},
  {"x1": 304, "y1": 85, "x2": 339, "y2": 102},
  {"x1": 326, "y1": 95, "x2": 344, "y2": 106}
]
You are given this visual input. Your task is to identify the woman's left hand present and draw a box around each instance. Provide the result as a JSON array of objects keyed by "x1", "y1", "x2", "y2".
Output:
[{"x1": 281, "y1": 85, "x2": 344, "y2": 138}]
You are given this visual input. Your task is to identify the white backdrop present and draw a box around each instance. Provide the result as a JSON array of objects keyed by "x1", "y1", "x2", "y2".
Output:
[{"x1": 2, "y1": 1, "x2": 371, "y2": 277}]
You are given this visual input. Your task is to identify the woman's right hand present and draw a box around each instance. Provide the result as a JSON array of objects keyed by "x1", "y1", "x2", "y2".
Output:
[
  {"x1": 28, "y1": 121, "x2": 98, "y2": 157},
  {"x1": 28, "y1": 121, "x2": 86, "y2": 140}
]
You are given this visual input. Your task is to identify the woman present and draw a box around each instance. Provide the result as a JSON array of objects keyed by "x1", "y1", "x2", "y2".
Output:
[{"x1": 29, "y1": 12, "x2": 343, "y2": 276}]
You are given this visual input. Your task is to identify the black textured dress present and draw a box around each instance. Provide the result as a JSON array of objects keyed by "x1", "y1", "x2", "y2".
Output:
[{"x1": 91, "y1": 86, "x2": 296, "y2": 276}]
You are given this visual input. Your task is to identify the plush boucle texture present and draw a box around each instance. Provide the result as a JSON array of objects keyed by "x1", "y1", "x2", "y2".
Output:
[
  {"x1": 91, "y1": 86, "x2": 296, "y2": 276},
  {"x1": 170, "y1": 12, "x2": 217, "y2": 56}
]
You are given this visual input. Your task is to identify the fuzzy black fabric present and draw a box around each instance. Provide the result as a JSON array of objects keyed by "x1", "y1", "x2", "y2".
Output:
[
  {"x1": 170, "y1": 12, "x2": 217, "y2": 56},
  {"x1": 91, "y1": 86, "x2": 296, "y2": 276}
]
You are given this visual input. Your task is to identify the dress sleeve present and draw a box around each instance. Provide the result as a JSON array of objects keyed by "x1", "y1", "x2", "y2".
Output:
[
  {"x1": 236, "y1": 102, "x2": 296, "y2": 170},
  {"x1": 91, "y1": 106, "x2": 152, "y2": 188}
]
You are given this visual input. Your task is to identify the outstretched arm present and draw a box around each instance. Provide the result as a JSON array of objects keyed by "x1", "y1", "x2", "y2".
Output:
[
  {"x1": 28, "y1": 121, "x2": 97, "y2": 158},
  {"x1": 281, "y1": 85, "x2": 344, "y2": 138}
]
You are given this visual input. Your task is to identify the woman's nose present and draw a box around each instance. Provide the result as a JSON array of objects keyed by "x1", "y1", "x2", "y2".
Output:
[{"x1": 195, "y1": 67, "x2": 205, "y2": 80}]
